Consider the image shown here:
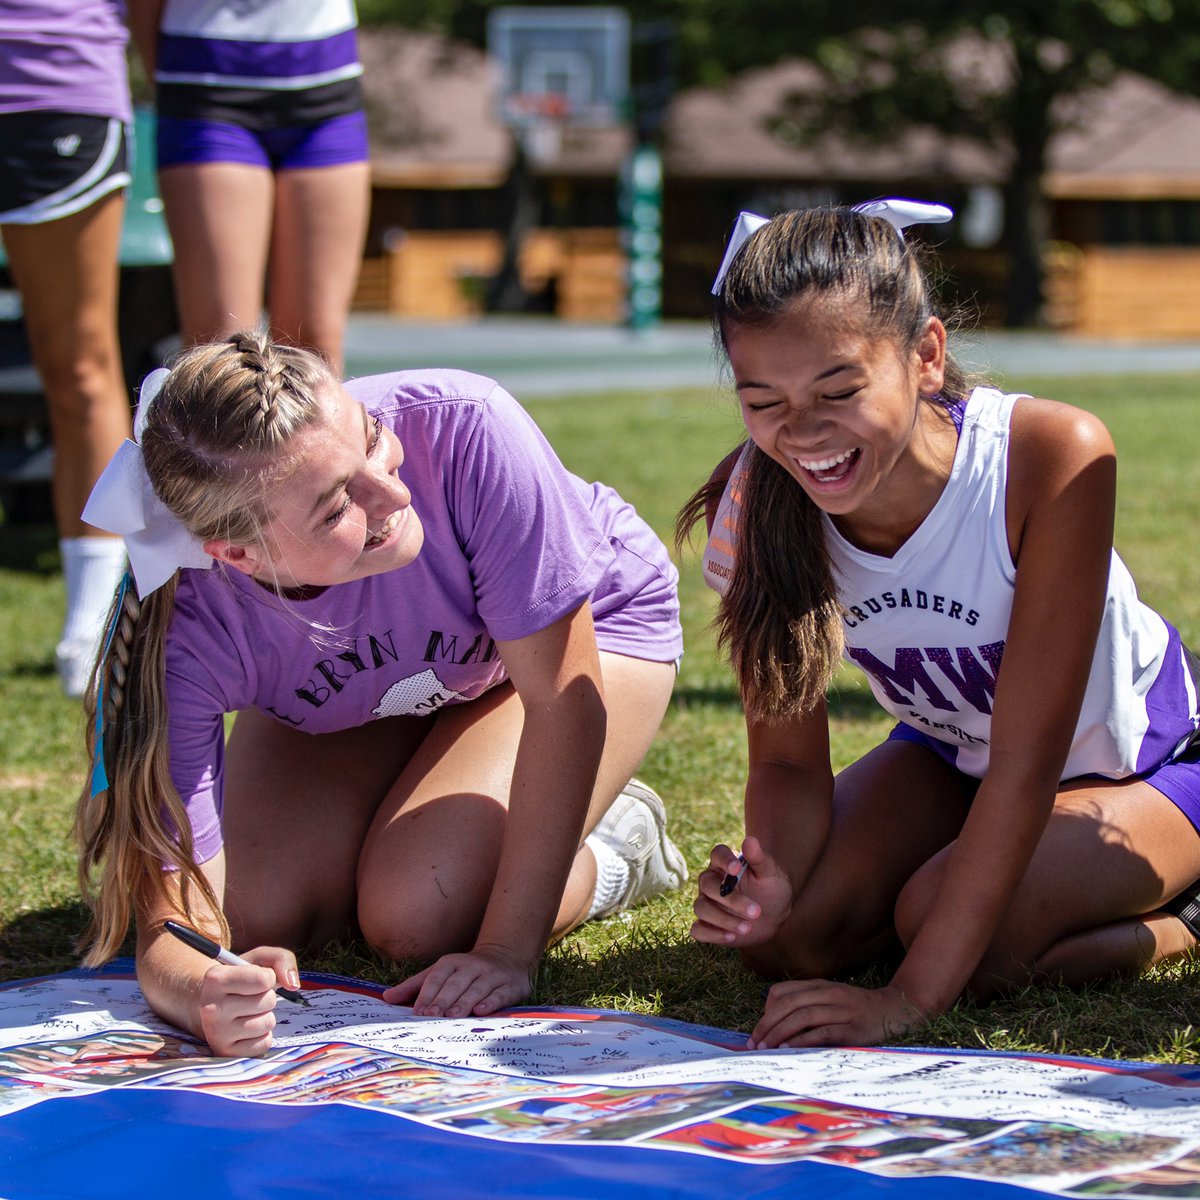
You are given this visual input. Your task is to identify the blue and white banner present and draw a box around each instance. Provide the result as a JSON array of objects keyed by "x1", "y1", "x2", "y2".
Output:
[{"x1": 0, "y1": 963, "x2": 1198, "y2": 1198}]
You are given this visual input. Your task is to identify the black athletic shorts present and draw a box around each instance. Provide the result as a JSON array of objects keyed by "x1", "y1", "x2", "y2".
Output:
[{"x1": 0, "y1": 111, "x2": 129, "y2": 224}]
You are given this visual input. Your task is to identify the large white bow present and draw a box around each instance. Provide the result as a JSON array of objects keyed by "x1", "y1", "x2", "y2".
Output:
[
  {"x1": 82, "y1": 367, "x2": 214, "y2": 598},
  {"x1": 710, "y1": 198, "x2": 954, "y2": 295}
]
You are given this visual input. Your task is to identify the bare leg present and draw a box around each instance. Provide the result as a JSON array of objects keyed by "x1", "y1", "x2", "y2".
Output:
[
  {"x1": 356, "y1": 653, "x2": 677, "y2": 962},
  {"x1": 3, "y1": 195, "x2": 130, "y2": 536},
  {"x1": 220, "y1": 653, "x2": 676, "y2": 959},
  {"x1": 158, "y1": 162, "x2": 274, "y2": 343},
  {"x1": 744, "y1": 740, "x2": 977, "y2": 981},
  {"x1": 895, "y1": 777, "x2": 1200, "y2": 996},
  {"x1": 220, "y1": 707, "x2": 430, "y2": 950},
  {"x1": 268, "y1": 163, "x2": 370, "y2": 371}
]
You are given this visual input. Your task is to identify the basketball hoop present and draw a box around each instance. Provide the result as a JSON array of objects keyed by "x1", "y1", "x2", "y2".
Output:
[
  {"x1": 489, "y1": 6, "x2": 629, "y2": 160},
  {"x1": 507, "y1": 91, "x2": 572, "y2": 123},
  {"x1": 506, "y1": 92, "x2": 571, "y2": 162}
]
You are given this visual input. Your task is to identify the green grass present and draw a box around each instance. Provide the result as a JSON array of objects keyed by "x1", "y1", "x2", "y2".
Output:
[{"x1": 3, "y1": 372, "x2": 1200, "y2": 1061}]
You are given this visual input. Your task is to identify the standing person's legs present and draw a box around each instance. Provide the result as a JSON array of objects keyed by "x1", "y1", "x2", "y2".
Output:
[
  {"x1": 3, "y1": 194, "x2": 132, "y2": 692},
  {"x1": 268, "y1": 161, "x2": 371, "y2": 372},
  {"x1": 157, "y1": 162, "x2": 274, "y2": 343}
]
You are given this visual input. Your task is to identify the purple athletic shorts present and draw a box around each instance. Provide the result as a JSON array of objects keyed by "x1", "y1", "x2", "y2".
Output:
[{"x1": 156, "y1": 110, "x2": 368, "y2": 171}]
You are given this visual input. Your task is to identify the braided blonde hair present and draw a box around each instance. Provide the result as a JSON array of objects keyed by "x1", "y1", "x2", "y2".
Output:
[{"x1": 75, "y1": 331, "x2": 335, "y2": 964}]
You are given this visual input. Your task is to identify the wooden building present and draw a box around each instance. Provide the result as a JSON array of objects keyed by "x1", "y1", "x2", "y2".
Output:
[
  {"x1": 355, "y1": 28, "x2": 627, "y2": 322},
  {"x1": 355, "y1": 28, "x2": 1200, "y2": 335}
]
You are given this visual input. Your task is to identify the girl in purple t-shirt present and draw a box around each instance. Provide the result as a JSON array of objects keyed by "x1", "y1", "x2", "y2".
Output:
[{"x1": 76, "y1": 330, "x2": 686, "y2": 1056}]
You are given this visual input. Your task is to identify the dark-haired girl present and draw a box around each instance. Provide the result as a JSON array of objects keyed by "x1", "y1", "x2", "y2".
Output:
[{"x1": 683, "y1": 201, "x2": 1200, "y2": 1048}]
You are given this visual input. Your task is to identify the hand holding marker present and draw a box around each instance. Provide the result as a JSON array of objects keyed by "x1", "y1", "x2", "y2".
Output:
[
  {"x1": 163, "y1": 920, "x2": 311, "y2": 1006},
  {"x1": 719, "y1": 853, "x2": 748, "y2": 897}
]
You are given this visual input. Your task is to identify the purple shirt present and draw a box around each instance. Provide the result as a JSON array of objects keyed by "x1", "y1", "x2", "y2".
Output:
[
  {"x1": 164, "y1": 370, "x2": 682, "y2": 862},
  {"x1": 0, "y1": 0, "x2": 131, "y2": 121}
]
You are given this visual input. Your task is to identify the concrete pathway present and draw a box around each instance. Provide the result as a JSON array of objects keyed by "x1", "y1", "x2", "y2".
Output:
[{"x1": 344, "y1": 314, "x2": 1200, "y2": 398}]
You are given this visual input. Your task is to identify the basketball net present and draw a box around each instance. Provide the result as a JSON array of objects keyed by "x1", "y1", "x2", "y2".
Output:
[{"x1": 507, "y1": 92, "x2": 570, "y2": 162}]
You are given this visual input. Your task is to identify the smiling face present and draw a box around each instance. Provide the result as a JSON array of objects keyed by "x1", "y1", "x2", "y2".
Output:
[
  {"x1": 206, "y1": 383, "x2": 424, "y2": 589},
  {"x1": 725, "y1": 300, "x2": 949, "y2": 546}
]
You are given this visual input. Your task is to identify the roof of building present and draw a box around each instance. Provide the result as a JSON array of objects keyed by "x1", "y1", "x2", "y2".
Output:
[
  {"x1": 1046, "y1": 71, "x2": 1200, "y2": 198},
  {"x1": 359, "y1": 28, "x2": 1200, "y2": 197},
  {"x1": 360, "y1": 28, "x2": 511, "y2": 187}
]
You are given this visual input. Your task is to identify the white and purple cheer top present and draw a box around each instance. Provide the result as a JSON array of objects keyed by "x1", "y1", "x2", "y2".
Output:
[
  {"x1": 155, "y1": 0, "x2": 362, "y2": 127},
  {"x1": 704, "y1": 386, "x2": 1200, "y2": 783}
]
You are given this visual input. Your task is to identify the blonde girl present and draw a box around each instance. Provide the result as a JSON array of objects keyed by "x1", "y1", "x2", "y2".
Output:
[
  {"x1": 683, "y1": 201, "x2": 1200, "y2": 1048},
  {"x1": 78, "y1": 330, "x2": 687, "y2": 1055}
]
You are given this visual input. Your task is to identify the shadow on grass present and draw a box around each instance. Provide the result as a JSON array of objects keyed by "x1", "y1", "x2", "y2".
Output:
[
  {"x1": 670, "y1": 684, "x2": 741, "y2": 709},
  {"x1": 670, "y1": 682, "x2": 885, "y2": 718},
  {"x1": 0, "y1": 523, "x2": 59, "y2": 575},
  {"x1": 827, "y1": 687, "x2": 888, "y2": 718},
  {"x1": 10, "y1": 907, "x2": 1197, "y2": 1065},
  {"x1": 0, "y1": 901, "x2": 111, "y2": 984},
  {"x1": 541, "y1": 934, "x2": 762, "y2": 1036},
  {"x1": 540, "y1": 930, "x2": 1200, "y2": 1063},
  {"x1": 8, "y1": 659, "x2": 56, "y2": 682}
]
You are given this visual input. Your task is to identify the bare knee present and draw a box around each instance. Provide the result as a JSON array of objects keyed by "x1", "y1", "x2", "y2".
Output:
[
  {"x1": 740, "y1": 939, "x2": 846, "y2": 982},
  {"x1": 895, "y1": 863, "x2": 1039, "y2": 997},
  {"x1": 357, "y1": 872, "x2": 487, "y2": 965}
]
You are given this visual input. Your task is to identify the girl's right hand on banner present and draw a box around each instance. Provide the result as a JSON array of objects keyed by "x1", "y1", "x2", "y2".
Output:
[
  {"x1": 196, "y1": 946, "x2": 293, "y2": 1057},
  {"x1": 690, "y1": 836, "x2": 793, "y2": 947}
]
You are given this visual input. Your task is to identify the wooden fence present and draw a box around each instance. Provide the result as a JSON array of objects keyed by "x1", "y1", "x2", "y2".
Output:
[
  {"x1": 1045, "y1": 244, "x2": 1200, "y2": 338},
  {"x1": 352, "y1": 228, "x2": 624, "y2": 322}
]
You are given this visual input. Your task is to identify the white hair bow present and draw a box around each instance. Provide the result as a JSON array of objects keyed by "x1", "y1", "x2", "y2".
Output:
[
  {"x1": 711, "y1": 198, "x2": 954, "y2": 295},
  {"x1": 82, "y1": 367, "x2": 215, "y2": 599},
  {"x1": 710, "y1": 212, "x2": 772, "y2": 296},
  {"x1": 852, "y1": 198, "x2": 954, "y2": 231}
]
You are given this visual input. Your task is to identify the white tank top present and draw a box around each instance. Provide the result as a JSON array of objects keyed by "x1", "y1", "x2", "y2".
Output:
[{"x1": 703, "y1": 386, "x2": 1199, "y2": 780}]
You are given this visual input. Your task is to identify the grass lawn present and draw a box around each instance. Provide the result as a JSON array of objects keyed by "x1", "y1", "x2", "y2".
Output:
[{"x1": 2, "y1": 370, "x2": 1199, "y2": 1062}]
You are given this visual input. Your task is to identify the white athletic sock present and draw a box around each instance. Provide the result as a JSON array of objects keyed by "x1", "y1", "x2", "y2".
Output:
[
  {"x1": 585, "y1": 833, "x2": 632, "y2": 920},
  {"x1": 60, "y1": 536, "x2": 127, "y2": 647}
]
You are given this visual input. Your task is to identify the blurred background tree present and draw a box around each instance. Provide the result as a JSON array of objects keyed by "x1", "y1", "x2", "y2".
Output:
[{"x1": 357, "y1": 0, "x2": 1200, "y2": 325}]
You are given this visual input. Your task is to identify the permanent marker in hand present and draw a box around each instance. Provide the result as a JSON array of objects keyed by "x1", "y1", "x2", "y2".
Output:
[
  {"x1": 719, "y1": 853, "x2": 748, "y2": 897},
  {"x1": 162, "y1": 920, "x2": 311, "y2": 1006}
]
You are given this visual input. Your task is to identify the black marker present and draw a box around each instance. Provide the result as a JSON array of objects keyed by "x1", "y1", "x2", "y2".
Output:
[
  {"x1": 719, "y1": 853, "x2": 748, "y2": 897},
  {"x1": 163, "y1": 920, "x2": 311, "y2": 1007}
]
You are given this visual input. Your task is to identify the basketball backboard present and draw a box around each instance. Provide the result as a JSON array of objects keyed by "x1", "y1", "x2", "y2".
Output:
[{"x1": 488, "y1": 6, "x2": 630, "y2": 127}]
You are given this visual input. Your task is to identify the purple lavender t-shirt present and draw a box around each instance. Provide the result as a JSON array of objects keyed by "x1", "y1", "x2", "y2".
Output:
[
  {"x1": 165, "y1": 370, "x2": 682, "y2": 862},
  {"x1": 0, "y1": 0, "x2": 131, "y2": 121}
]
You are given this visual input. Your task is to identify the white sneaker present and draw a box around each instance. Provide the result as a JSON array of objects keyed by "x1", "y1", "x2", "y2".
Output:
[{"x1": 590, "y1": 779, "x2": 688, "y2": 915}]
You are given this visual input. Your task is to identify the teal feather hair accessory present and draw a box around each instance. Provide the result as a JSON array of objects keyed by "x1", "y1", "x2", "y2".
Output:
[{"x1": 89, "y1": 571, "x2": 132, "y2": 799}]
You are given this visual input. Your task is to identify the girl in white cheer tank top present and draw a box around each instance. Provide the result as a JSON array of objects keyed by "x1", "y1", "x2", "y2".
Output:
[{"x1": 683, "y1": 201, "x2": 1200, "y2": 1051}]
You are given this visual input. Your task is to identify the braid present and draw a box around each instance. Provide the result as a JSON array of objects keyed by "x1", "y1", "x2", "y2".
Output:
[
  {"x1": 230, "y1": 329, "x2": 287, "y2": 437},
  {"x1": 76, "y1": 576, "x2": 227, "y2": 964},
  {"x1": 101, "y1": 582, "x2": 139, "y2": 728}
]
